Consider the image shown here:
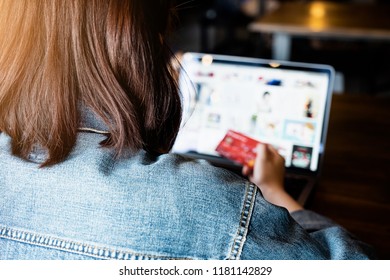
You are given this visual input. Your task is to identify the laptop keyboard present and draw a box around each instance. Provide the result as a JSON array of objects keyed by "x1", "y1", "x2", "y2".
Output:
[{"x1": 284, "y1": 177, "x2": 309, "y2": 200}]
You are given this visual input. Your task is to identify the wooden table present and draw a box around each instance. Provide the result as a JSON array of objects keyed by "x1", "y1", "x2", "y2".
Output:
[
  {"x1": 308, "y1": 94, "x2": 390, "y2": 259},
  {"x1": 249, "y1": 1, "x2": 390, "y2": 60}
]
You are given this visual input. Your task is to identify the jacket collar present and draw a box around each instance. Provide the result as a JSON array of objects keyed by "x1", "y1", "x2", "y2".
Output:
[
  {"x1": 26, "y1": 107, "x2": 109, "y2": 164},
  {"x1": 78, "y1": 107, "x2": 109, "y2": 135}
]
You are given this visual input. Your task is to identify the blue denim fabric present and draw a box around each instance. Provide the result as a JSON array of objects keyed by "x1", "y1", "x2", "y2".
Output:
[{"x1": 0, "y1": 111, "x2": 373, "y2": 260}]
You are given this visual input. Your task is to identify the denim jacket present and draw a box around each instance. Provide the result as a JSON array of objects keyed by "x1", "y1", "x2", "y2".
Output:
[{"x1": 0, "y1": 109, "x2": 373, "y2": 260}]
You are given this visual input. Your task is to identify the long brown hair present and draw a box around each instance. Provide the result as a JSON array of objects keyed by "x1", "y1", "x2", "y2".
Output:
[{"x1": 0, "y1": 0, "x2": 181, "y2": 166}]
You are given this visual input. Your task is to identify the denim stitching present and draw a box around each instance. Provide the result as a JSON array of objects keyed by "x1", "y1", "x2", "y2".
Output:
[
  {"x1": 228, "y1": 182, "x2": 257, "y2": 260},
  {"x1": 0, "y1": 226, "x2": 192, "y2": 260}
]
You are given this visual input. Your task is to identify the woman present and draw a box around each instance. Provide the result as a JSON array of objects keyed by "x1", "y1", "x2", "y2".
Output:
[{"x1": 0, "y1": 0, "x2": 372, "y2": 260}]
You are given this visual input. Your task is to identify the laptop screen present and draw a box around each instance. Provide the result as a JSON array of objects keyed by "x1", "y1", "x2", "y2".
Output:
[{"x1": 172, "y1": 53, "x2": 334, "y2": 173}]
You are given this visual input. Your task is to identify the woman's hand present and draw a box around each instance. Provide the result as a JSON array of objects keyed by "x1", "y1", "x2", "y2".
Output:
[
  {"x1": 242, "y1": 144, "x2": 303, "y2": 212},
  {"x1": 242, "y1": 144, "x2": 285, "y2": 194}
]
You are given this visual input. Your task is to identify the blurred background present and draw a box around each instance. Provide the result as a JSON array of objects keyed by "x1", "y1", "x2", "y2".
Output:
[
  {"x1": 169, "y1": 0, "x2": 390, "y2": 259},
  {"x1": 170, "y1": 0, "x2": 390, "y2": 96}
]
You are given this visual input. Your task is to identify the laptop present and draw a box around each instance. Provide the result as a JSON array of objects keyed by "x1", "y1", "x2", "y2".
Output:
[{"x1": 172, "y1": 53, "x2": 335, "y2": 205}]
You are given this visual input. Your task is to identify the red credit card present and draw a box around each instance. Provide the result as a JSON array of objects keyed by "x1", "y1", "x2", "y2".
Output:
[{"x1": 215, "y1": 130, "x2": 260, "y2": 167}]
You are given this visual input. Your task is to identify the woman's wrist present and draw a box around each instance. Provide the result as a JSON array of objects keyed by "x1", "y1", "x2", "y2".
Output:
[
  {"x1": 258, "y1": 184, "x2": 304, "y2": 213},
  {"x1": 257, "y1": 183, "x2": 283, "y2": 198}
]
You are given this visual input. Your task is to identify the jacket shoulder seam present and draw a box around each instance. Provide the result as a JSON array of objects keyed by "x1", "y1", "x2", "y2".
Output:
[{"x1": 228, "y1": 182, "x2": 257, "y2": 260}]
